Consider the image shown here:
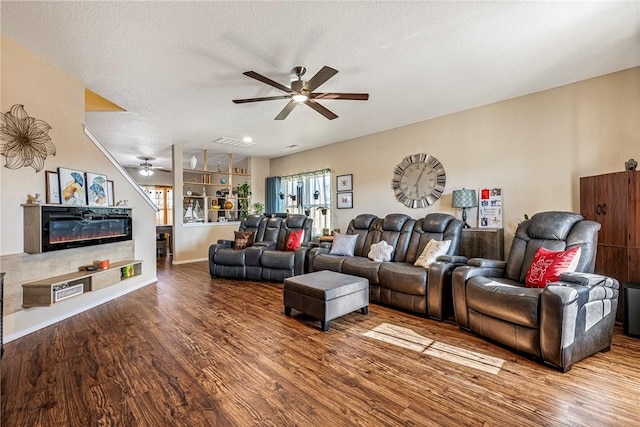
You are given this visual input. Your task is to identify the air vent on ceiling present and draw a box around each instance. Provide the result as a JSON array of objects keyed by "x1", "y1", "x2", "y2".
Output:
[
  {"x1": 285, "y1": 144, "x2": 299, "y2": 149},
  {"x1": 212, "y1": 137, "x2": 256, "y2": 148}
]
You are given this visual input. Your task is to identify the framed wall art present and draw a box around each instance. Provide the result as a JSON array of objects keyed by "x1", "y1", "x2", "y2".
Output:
[
  {"x1": 86, "y1": 172, "x2": 109, "y2": 206},
  {"x1": 107, "y1": 180, "x2": 115, "y2": 206},
  {"x1": 336, "y1": 174, "x2": 353, "y2": 192},
  {"x1": 58, "y1": 167, "x2": 87, "y2": 206},
  {"x1": 337, "y1": 192, "x2": 353, "y2": 209},
  {"x1": 45, "y1": 170, "x2": 60, "y2": 204}
]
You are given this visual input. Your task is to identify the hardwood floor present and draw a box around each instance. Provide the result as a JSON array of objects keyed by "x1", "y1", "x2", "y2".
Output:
[{"x1": 2, "y1": 257, "x2": 640, "y2": 426}]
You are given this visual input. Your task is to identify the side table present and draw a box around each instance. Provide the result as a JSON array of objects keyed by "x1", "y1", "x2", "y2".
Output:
[{"x1": 460, "y1": 228, "x2": 504, "y2": 260}]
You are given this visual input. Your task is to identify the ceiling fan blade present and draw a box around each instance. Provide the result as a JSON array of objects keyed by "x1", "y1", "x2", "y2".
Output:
[
  {"x1": 243, "y1": 71, "x2": 292, "y2": 93},
  {"x1": 233, "y1": 95, "x2": 291, "y2": 104},
  {"x1": 311, "y1": 93, "x2": 369, "y2": 101},
  {"x1": 305, "y1": 99, "x2": 338, "y2": 120},
  {"x1": 303, "y1": 66, "x2": 338, "y2": 92},
  {"x1": 275, "y1": 100, "x2": 298, "y2": 120}
]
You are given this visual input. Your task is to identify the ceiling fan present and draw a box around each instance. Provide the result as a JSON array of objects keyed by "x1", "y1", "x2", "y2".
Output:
[
  {"x1": 232, "y1": 66, "x2": 369, "y2": 120},
  {"x1": 137, "y1": 156, "x2": 169, "y2": 176}
]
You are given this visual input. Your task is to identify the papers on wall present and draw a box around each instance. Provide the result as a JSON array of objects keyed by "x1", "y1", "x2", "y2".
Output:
[{"x1": 479, "y1": 188, "x2": 502, "y2": 228}]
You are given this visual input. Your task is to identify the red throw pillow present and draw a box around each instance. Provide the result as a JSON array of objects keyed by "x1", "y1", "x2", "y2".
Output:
[
  {"x1": 233, "y1": 231, "x2": 255, "y2": 250},
  {"x1": 525, "y1": 246, "x2": 581, "y2": 288},
  {"x1": 285, "y1": 230, "x2": 304, "y2": 251}
]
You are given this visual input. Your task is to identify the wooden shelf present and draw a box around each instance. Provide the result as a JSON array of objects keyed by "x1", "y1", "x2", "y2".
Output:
[{"x1": 22, "y1": 260, "x2": 142, "y2": 307}]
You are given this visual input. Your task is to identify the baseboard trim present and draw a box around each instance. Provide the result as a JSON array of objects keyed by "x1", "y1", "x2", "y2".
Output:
[
  {"x1": 172, "y1": 257, "x2": 207, "y2": 265},
  {"x1": 3, "y1": 277, "x2": 157, "y2": 344}
]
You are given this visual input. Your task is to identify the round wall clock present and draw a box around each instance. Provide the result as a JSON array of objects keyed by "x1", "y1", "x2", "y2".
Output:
[{"x1": 391, "y1": 153, "x2": 446, "y2": 208}]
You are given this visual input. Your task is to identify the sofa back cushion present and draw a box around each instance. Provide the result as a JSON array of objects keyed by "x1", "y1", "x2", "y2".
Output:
[
  {"x1": 345, "y1": 214, "x2": 378, "y2": 257},
  {"x1": 406, "y1": 213, "x2": 462, "y2": 264},
  {"x1": 263, "y1": 217, "x2": 284, "y2": 243},
  {"x1": 277, "y1": 214, "x2": 313, "y2": 250},
  {"x1": 366, "y1": 214, "x2": 415, "y2": 262},
  {"x1": 505, "y1": 211, "x2": 600, "y2": 283},
  {"x1": 239, "y1": 214, "x2": 267, "y2": 242}
]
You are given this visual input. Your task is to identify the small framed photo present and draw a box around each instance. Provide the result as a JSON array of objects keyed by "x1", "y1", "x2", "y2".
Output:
[
  {"x1": 45, "y1": 170, "x2": 61, "y2": 204},
  {"x1": 58, "y1": 167, "x2": 87, "y2": 205},
  {"x1": 337, "y1": 192, "x2": 353, "y2": 209},
  {"x1": 107, "y1": 180, "x2": 115, "y2": 206},
  {"x1": 86, "y1": 172, "x2": 109, "y2": 206},
  {"x1": 336, "y1": 174, "x2": 353, "y2": 192}
]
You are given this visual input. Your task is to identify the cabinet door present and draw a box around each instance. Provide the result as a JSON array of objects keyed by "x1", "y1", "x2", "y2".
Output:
[
  {"x1": 628, "y1": 171, "x2": 640, "y2": 248},
  {"x1": 595, "y1": 245, "x2": 628, "y2": 282},
  {"x1": 581, "y1": 173, "x2": 627, "y2": 246}
]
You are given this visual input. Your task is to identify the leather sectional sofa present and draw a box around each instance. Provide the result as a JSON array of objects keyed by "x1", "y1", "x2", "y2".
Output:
[
  {"x1": 308, "y1": 213, "x2": 464, "y2": 317},
  {"x1": 209, "y1": 214, "x2": 315, "y2": 282}
]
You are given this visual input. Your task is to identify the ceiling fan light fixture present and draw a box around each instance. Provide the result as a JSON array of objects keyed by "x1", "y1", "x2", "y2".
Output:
[
  {"x1": 292, "y1": 93, "x2": 308, "y2": 103},
  {"x1": 139, "y1": 167, "x2": 154, "y2": 177}
]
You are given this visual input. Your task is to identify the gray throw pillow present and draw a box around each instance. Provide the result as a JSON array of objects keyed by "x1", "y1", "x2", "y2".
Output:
[{"x1": 329, "y1": 233, "x2": 358, "y2": 256}]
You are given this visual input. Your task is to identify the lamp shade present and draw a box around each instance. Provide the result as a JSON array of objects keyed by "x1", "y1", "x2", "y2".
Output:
[{"x1": 451, "y1": 189, "x2": 477, "y2": 208}]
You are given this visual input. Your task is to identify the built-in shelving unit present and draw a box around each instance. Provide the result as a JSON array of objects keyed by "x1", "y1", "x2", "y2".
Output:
[
  {"x1": 22, "y1": 260, "x2": 142, "y2": 307},
  {"x1": 183, "y1": 151, "x2": 250, "y2": 224}
]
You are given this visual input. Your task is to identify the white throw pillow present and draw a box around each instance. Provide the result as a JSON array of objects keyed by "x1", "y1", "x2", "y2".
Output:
[
  {"x1": 368, "y1": 240, "x2": 394, "y2": 262},
  {"x1": 414, "y1": 239, "x2": 452, "y2": 268},
  {"x1": 329, "y1": 233, "x2": 358, "y2": 256}
]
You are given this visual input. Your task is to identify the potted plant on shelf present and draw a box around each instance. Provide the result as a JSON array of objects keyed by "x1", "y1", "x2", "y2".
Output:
[
  {"x1": 252, "y1": 202, "x2": 264, "y2": 215},
  {"x1": 313, "y1": 189, "x2": 320, "y2": 200},
  {"x1": 236, "y1": 183, "x2": 251, "y2": 220}
]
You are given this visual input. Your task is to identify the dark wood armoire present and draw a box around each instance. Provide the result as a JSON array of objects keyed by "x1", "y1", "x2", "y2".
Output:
[{"x1": 580, "y1": 170, "x2": 640, "y2": 321}]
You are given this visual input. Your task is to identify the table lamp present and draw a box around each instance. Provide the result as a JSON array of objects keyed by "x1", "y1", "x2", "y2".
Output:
[{"x1": 451, "y1": 188, "x2": 477, "y2": 228}]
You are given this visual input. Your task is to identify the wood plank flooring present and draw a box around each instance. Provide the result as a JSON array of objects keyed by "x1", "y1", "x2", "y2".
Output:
[{"x1": 2, "y1": 257, "x2": 640, "y2": 426}]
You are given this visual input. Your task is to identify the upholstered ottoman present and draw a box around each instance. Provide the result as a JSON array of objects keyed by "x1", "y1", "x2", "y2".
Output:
[{"x1": 283, "y1": 270, "x2": 369, "y2": 331}]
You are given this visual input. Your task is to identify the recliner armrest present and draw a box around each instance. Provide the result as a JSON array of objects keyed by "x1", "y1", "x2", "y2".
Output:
[
  {"x1": 557, "y1": 272, "x2": 619, "y2": 289},
  {"x1": 217, "y1": 239, "x2": 234, "y2": 246},
  {"x1": 253, "y1": 241, "x2": 278, "y2": 250},
  {"x1": 467, "y1": 258, "x2": 507, "y2": 269},
  {"x1": 436, "y1": 254, "x2": 468, "y2": 264},
  {"x1": 301, "y1": 242, "x2": 319, "y2": 248}
]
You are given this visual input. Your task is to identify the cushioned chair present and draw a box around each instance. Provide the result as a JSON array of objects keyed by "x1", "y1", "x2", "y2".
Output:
[
  {"x1": 209, "y1": 214, "x2": 283, "y2": 280},
  {"x1": 451, "y1": 211, "x2": 618, "y2": 372},
  {"x1": 259, "y1": 214, "x2": 315, "y2": 281}
]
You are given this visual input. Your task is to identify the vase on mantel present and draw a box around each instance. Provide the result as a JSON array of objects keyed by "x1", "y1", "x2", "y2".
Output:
[{"x1": 190, "y1": 155, "x2": 197, "y2": 169}]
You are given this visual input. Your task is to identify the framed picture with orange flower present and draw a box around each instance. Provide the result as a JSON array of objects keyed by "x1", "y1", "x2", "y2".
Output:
[{"x1": 58, "y1": 167, "x2": 87, "y2": 206}]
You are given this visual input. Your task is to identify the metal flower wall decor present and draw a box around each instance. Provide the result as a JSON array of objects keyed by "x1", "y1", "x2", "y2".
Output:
[{"x1": 0, "y1": 104, "x2": 56, "y2": 172}]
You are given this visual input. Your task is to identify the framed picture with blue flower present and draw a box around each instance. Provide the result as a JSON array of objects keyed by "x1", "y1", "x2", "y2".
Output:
[
  {"x1": 58, "y1": 167, "x2": 87, "y2": 206},
  {"x1": 86, "y1": 172, "x2": 109, "y2": 206}
]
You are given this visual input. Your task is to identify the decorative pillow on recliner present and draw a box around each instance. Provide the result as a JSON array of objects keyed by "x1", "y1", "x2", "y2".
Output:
[
  {"x1": 329, "y1": 233, "x2": 358, "y2": 256},
  {"x1": 233, "y1": 231, "x2": 255, "y2": 250},
  {"x1": 414, "y1": 239, "x2": 451, "y2": 268},
  {"x1": 285, "y1": 230, "x2": 304, "y2": 251},
  {"x1": 368, "y1": 240, "x2": 393, "y2": 262},
  {"x1": 525, "y1": 246, "x2": 581, "y2": 288}
]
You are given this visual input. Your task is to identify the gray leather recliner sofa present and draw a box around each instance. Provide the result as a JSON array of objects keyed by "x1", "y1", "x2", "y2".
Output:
[
  {"x1": 308, "y1": 213, "x2": 464, "y2": 316},
  {"x1": 209, "y1": 214, "x2": 315, "y2": 281},
  {"x1": 449, "y1": 211, "x2": 618, "y2": 372}
]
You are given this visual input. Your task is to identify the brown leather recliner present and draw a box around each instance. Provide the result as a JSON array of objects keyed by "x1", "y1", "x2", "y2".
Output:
[{"x1": 451, "y1": 211, "x2": 618, "y2": 372}]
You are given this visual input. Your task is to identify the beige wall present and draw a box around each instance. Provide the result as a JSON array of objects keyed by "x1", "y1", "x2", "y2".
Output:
[
  {"x1": 0, "y1": 36, "x2": 158, "y2": 340},
  {"x1": 270, "y1": 67, "x2": 640, "y2": 253}
]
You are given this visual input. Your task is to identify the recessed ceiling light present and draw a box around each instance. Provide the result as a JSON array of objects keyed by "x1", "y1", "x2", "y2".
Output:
[{"x1": 243, "y1": 137, "x2": 252, "y2": 143}]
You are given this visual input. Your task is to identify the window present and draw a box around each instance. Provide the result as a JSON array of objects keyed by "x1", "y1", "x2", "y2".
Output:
[
  {"x1": 141, "y1": 185, "x2": 173, "y2": 225},
  {"x1": 280, "y1": 169, "x2": 331, "y2": 236}
]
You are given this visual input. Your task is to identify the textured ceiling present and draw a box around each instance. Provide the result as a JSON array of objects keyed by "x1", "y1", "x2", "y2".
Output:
[{"x1": 2, "y1": 1, "x2": 639, "y2": 171}]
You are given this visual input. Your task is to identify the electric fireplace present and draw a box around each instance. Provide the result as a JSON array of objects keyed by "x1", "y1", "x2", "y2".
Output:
[{"x1": 23, "y1": 205, "x2": 133, "y2": 254}]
